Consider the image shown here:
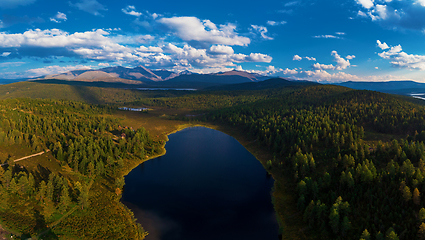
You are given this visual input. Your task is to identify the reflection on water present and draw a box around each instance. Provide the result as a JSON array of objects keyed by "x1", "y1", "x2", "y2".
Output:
[{"x1": 122, "y1": 127, "x2": 278, "y2": 240}]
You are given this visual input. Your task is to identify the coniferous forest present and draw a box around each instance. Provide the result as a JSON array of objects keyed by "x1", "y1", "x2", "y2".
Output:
[{"x1": 1, "y1": 82, "x2": 425, "y2": 239}]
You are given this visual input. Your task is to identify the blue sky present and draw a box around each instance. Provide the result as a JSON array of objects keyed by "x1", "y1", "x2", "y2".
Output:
[{"x1": 1, "y1": 0, "x2": 425, "y2": 82}]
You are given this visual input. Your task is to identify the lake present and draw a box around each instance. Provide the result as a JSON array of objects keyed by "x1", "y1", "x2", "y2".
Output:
[{"x1": 122, "y1": 127, "x2": 278, "y2": 240}]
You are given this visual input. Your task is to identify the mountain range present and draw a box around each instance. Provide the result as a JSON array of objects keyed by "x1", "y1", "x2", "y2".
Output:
[
  {"x1": 37, "y1": 65, "x2": 269, "y2": 86},
  {"x1": 3, "y1": 65, "x2": 425, "y2": 94}
]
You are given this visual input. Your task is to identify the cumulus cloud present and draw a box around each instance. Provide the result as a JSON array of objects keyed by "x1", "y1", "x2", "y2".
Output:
[
  {"x1": 254, "y1": 66, "x2": 402, "y2": 83},
  {"x1": 293, "y1": 55, "x2": 316, "y2": 61},
  {"x1": 354, "y1": 0, "x2": 425, "y2": 32},
  {"x1": 50, "y1": 12, "x2": 67, "y2": 23},
  {"x1": 26, "y1": 65, "x2": 92, "y2": 77},
  {"x1": 251, "y1": 25, "x2": 273, "y2": 40},
  {"x1": 311, "y1": 51, "x2": 352, "y2": 70},
  {"x1": 293, "y1": 55, "x2": 302, "y2": 61},
  {"x1": 98, "y1": 62, "x2": 109, "y2": 67},
  {"x1": 377, "y1": 40, "x2": 389, "y2": 50},
  {"x1": 377, "y1": 42, "x2": 425, "y2": 70},
  {"x1": 208, "y1": 45, "x2": 234, "y2": 55},
  {"x1": 158, "y1": 17, "x2": 251, "y2": 46},
  {"x1": 267, "y1": 20, "x2": 287, "y2": 26},
  {"x1": 122, "y1": 5, "x2": 142, "y2": 17},
  {"x1": 0, "y1": 0, "x2": 35, "y2": 8},
  {"x1": 70, "y1": 0, "x2": 107, "y2": 16},
  {"x1": 346, "y1": 55, "x2": 356, "y2": 60},
  {"x1": 246, "y1": 53, "x2": 273, "y2": 62},
  {"x1": 356, "y1": 0, "x2": 375, "y2": 9},
  {"x1": 0, "y1": 27, "x2": 273, "y2": 77}
]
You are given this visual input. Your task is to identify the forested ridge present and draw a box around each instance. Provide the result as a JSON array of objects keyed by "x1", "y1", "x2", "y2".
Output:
[
  {"x1": 206, "y1": 85, "x2": 425, "y2": 239},
  {"x1": 0, "y1": 98, "x2": 162, "y2": 239}
]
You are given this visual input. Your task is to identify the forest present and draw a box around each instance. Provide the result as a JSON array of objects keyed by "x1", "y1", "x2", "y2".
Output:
[
  {"x1": 0, "y1": 98, "x2": 162, "y2": 239},
  {"x1": 1, "y1": 81, "x2": 425, "y2": 239}
]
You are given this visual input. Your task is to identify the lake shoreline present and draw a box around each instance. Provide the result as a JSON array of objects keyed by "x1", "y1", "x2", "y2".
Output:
[{"x1": 120, "y1": 120, "x2": 301, "y2": 240}]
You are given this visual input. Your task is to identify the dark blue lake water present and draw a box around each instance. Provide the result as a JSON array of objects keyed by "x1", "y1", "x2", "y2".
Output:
[{"x1": 122, "y1": 127, "x2": 278, "y2": 240}]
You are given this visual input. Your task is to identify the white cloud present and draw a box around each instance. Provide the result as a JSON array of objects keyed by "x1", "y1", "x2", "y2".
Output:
[
  {"x1": 332, "y1": 51, "x2": 351, "y2": 70},
  {"x1": 0, "y1": 28, "x2": 272, "y2": 76},
  {"x1": 98, "y1": 62, "x2": 109, "y2": 67},
  {"x1": 312, "y1": 63, "x2": 336, "y2": 70},
  {"x1": 293, "y1": 55, "x2": 302, "y2": 61},
  {"x1": 208, "y1": 45, "x2": 234, "y2": 55},
  {"x1": 311, "y1": 51, "x2": 352, "y2": 70},
  {"x1": 354, "y1": 1, "x2": 425, "y2": 32},
  {"x1": 0, "y1": 62, "x2": 26, "y2": 68},
  {"x1": 284, "y1": 1, "x2": 300, "y2": 7},
  {"x1": 249, "y1": 65, "x2": 402, "y2": 83},
  {"x1": 346, "y1": 55, "x2": 356, "y2": 60},
  {"x1": 26, "y1": 65, "x2": 93, "y2": 77},
  {"x1": 251, "y1": 25, "x2": 273, "y2": 40},
  {"x1": 122, "y1": 5, "x2": 142, "y2": 17},
  {"x1": 377, "y1": 40, "x2": 389, "y2": 50},
  {"x1": 135, "y1": 35, "x2": 155, "y2": 44},
  {"x1": 0, "y1": 0, "x2": 35, "y2": 8},
  {"x1": 335, "y1": 32, "x2": 346, "y2": 35},
  {"x1": 1, "y1": 52, "x2": 11, "y2": 57},
  {"x1": 267, "y1": 20, "x2": 287, "y2": 26},
  {"x1": 50, "y1": 12, "x2": 67, "y2": 23},
  {"x1": 313, "y1": 35, "x2": 341, "y2": 39},
  {"x1": 70, "y1": 0, "x2": 107, "y2": 16},
  {"x1": 293, "y1": 55, "x2": 316, "y2": 61},
  {"x1": 356, "y1": 0, "x2": 375, "y2": 9},
  {"x1": 157, "y1": 17, "x2": 251, "y2": 46},
  {"x1": 246, "y1": 53, "x2": 272, "y2": 62},
  {"x1": 0, "y1": 20, "x2": 3, "y2": 28},
  {"x1": 138, "y1": 46, "x2": 163, "y2": 53},
  {"x1": 358, "y1": 10, "x2": 368, "y2": 17},
  {"x1": 416, "y1": 0, "x2": 425, "y2": 7},
  {"x1": 378, "y1": 42, "x2": 425, "y2": 70},
  {"x1": 375, "y1": 4, "x2": 389, "y2": 20}
]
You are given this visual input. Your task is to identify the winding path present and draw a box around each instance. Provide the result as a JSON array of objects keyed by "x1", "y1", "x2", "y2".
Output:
[{"x1": 0, "y1": 149, "x2": 50, "y2": 167}]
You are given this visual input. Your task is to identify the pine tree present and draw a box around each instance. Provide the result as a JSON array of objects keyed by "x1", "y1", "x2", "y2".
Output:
[
  {"x1": 419, "y1": 208, "x2": 425, "y2": 222},
  {"x1": 385, "y1": 228, "x2": 399, "y2": 240},
  {"x1": 419, "y1": 223, "x2": 425, "y2": 240},
  {"x1": 414, "y1": 188, "x2": 421, "y2": 205},
  {"x1": 329, "y1": 207, "x2": 339, "y2": 234},
  {"x1": 59, "y1": 185, "x2": 71, "y2": 213},
  {"x1": 403, "y1": 186, "x2": 412, "y2": 202},
  {"x1": 78, "y1": 183, "x2": 89, "y2": 210},
  {"x1": 360, "y1": 229, "x2": 371, "y2": 240}
]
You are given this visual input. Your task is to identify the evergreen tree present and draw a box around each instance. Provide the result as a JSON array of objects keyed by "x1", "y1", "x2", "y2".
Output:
[
  {"x1": 403, "y1": 186, "x2": 412, "y2": 202},
  {"x1": 414, "y1": 188, "x2": 421, "y2": 205},
  {"x1": 419, "y1": 208, "x2": 425, "y2": 222},
  {"x1": 59, "y1": 185, "x2": 71, "y2": 213},
  {"x1": 418, "y1": 223, "x2": 425, "y2": 240},
  {"x1": 78, "y1": 183, "x2": 89, "y2": 210},
  {"x1": 385, "y1": 228, "x2": 399, "y2": 240},
  {"x1": 360, "y1": 229, "x2": 371, "y2": 240}
]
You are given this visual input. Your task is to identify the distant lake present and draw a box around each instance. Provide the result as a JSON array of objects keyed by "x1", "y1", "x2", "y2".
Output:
[
  {"x1": 411, "y1": 93, "x2": 425, "y2": 100},
  {"x1": 122, "y1": 127, "x2": 278, "y2": 240}
]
